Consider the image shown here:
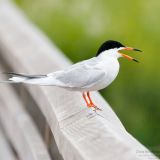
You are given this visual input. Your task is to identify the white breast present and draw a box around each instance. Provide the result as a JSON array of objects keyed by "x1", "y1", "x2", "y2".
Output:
[{"x1": 89, "y1": 57, "x2": 120, "y2": 91}]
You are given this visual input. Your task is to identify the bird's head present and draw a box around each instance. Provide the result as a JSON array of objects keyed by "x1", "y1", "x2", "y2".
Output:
[{"x1": 96, "y1": 40, "x2": 142, "y2": 62}]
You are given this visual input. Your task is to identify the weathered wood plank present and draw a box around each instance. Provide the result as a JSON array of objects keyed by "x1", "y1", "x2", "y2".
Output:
[
  {"x1": 0, "y1": 126, "x2": 17, "y2": 160},
  {"x1": 0, "y1": 1, "x2": 157, "y2": 160},
  {"x1": 0, "y1": 65, "x2": 51, "y2": 160}
]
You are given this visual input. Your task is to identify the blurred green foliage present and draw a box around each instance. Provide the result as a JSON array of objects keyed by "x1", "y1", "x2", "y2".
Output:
[{"x1": 14, "y1": 0, "x2": 160, "y2": 151}]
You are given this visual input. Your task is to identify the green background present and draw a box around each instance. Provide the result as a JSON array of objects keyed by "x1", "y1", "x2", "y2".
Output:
[{"x1": 14, "y1": 0, "x2": 160, "y2": 153}]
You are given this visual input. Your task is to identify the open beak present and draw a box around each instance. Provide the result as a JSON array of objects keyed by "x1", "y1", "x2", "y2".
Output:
[{"x1": 120, "y1": 47, "x2": 142, "y2": 63}]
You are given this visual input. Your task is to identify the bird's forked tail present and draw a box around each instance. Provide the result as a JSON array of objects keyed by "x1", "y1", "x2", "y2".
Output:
[{"x1": 0, "y1": 72, "x2": 47, "y2": 84}]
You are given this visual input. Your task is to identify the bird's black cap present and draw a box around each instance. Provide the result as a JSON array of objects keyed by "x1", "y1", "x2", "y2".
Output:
[{"x1": 96, "y1": 40, "x2": 125, "y2": 56}]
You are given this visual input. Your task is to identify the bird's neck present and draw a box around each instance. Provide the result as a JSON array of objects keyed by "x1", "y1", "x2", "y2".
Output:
[{"x1": 97, "y1": 50, "x2": 121, "y2": 60}]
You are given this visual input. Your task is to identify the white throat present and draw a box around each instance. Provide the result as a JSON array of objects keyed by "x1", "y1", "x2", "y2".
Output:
[{"x1": 97, "y1": 48, "x2": 123, "y2": 60}]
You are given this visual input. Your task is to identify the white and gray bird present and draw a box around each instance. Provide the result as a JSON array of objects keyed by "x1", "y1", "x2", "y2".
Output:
[{"x1": 1, "y1": 40, "x2": 141, "y2": 111}]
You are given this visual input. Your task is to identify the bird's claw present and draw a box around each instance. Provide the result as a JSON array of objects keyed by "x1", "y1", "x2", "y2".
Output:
[
  {"x1": 93, "y1": 107, "x2": 102, "y2": 113},
  {"x1": 87, "y1": 104, "x2": 102, "y2": 112},
  {"x1": 86, "y1": 104, "x2": 104, "y2": 118}
]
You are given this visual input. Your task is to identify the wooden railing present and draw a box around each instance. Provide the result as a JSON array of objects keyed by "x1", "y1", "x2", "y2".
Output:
[{"x1": 0, "y1": 0, "x2": 158, "y2": 160}]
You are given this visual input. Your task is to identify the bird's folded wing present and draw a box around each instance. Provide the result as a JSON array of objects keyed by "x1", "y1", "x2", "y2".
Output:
[{"x1": 53, "y1": 65, "x2": 105, "y2": 88}]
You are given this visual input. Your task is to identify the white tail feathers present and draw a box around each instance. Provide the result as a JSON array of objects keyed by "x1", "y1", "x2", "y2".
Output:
[
  {"x1": 0, "y1": 72, "x2": 47, "y2": 84},
  {"x1": 0, "y1": 72, "x2": 64, "y2": 86},
  {"x1": 9, "y1": 76, "x2": 28, "y2": 82}
]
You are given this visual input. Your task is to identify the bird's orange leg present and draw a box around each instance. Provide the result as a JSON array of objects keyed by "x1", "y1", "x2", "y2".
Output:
[
  {"x1": 87, "y1": 92, "x2": 102, "y2": 111},
  {"x1": 82, "y1": 92, "x2": 90, "y2": 107},
  {"x1": 87, "y1": 92, "x2": 95, "y2": 106}
]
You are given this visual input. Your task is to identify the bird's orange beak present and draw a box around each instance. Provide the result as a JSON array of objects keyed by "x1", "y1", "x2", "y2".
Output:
[{"x1": 119, "y1": 47, "x2": 142, "y2": 63}]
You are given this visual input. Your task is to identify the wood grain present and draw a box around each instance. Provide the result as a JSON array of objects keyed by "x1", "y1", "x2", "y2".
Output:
[
  {"x1": 0, "y1": 65, "x2": 51, "y2": 160},
  {"x1": 0, "y1": 126, "x2": 17, "y2": 160}
]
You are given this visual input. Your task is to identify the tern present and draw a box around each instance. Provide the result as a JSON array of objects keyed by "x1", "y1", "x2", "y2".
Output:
[{"x1": 1, "y1": 40, "x2": 141, "y2": 111}]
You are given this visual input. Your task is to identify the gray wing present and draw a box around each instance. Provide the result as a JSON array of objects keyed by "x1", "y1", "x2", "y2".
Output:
[{"x1": 52, "y1": 60, "x2": 105, "y2": 88}]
